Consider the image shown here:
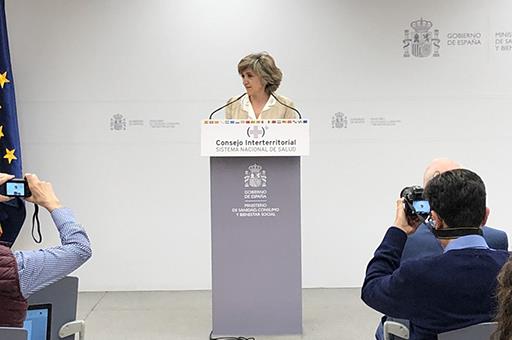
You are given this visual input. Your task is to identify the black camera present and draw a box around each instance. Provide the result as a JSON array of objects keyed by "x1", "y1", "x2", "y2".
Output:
[
  {"x1": 0, "y1": 178, "x2": 32, "y2": 197},
  {"x1": 400, "y1": 186, "x2": 430, "y2": 218}
]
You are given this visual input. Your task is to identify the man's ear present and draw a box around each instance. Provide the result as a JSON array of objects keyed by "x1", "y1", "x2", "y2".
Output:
[
  {"x1": 431, "y1": 211, "x2": 445, "y2": 229},
  {"x1": 481, "y1": 207, "x2": 490, "y2": 227}
]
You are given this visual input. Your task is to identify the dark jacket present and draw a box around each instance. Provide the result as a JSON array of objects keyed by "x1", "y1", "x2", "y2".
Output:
[
  {"x1": 0, "y1": 243, "x2": 28, "y2": 327},
  {"x1": 362, "y1": 227, "x2": 509, "y2": 340}
]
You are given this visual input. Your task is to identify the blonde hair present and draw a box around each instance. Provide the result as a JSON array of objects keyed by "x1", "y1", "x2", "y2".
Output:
[
  {"x1": 237, "y1": 52, "x2": 283, "y2": 94},
  {"x1": 495, "y1": 259, "x2": 512, "y2": 339}
]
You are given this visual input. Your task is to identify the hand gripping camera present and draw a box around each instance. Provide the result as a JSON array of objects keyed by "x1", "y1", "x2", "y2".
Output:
[{"x1": 400, "y1": 186, "x2": 430, "y2": 219}]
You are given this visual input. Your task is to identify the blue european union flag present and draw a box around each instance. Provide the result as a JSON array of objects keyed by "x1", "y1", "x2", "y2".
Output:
[{"x1": 0, "y1": 0, "x2": 26, "y2": 247}]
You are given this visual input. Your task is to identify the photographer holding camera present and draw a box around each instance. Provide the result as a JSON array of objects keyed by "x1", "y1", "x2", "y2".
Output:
[
  {"x1": 362, "y1": 168, "x2": 509, "y2": 340},
  {"x1": 401, "y1": 159, "x2": 508, "y2": 261},
  {"x1": 0, "y1": 173, "x2": 92, "y2": 327}
]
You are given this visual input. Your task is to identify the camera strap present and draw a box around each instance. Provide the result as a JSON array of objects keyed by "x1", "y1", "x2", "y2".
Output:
[
  {"x1": 31, "y1": 203, "x2": 42, "y2": 243},
  {"x1": 432, "y1": 227, "x2": 483, "y2": 239}
]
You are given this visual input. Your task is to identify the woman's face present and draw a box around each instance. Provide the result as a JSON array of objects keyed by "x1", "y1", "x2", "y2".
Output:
[{"x1": 240, "y1": 69, "x2": 265, "y2": 97}]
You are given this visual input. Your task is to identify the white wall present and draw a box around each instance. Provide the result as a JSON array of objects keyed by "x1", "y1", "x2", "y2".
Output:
[{"x1": 6, "y1": 0, "x2": 512, "y2": 291}]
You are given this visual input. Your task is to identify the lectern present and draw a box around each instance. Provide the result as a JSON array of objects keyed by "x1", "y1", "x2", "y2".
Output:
[{"x1": 201, "y1": 119, "x2": 310, "y2": 336}]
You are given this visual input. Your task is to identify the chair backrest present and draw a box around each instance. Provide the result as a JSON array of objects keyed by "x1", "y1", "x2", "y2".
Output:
[
  {"x1": 383, "y1": 320, "x2": 410, "y2": 340},
  {"x1": 27, "y1": 276, "x2": 79, "y2": 340},
  {"x1": 0, "y1": 326, "x2": 28, "y2": 340},
  {"x1": 438, "y1": 322, "x2": 498, "y2": 340}
]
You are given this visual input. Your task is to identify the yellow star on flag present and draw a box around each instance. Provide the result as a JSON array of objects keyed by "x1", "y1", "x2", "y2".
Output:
[
  {"x1": 0, "y1": 126, "x2": 4, "y2": 139},
  {"x1": 0, "y1": 72, "x2": 10, "y2": 89},
  {"x1": 4, "y1": 148, "x2": 16, "y2": 164}
]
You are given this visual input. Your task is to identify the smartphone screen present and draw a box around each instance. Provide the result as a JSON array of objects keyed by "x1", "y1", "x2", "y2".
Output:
[
  {"x1": 6, "y1": 182, "x2": 26, "y2": 196},
  {"x1": 413, "y1": 200, "x2": 430, "y2": 214}
]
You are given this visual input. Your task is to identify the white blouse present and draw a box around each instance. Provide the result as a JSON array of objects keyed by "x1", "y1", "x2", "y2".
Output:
[{"x1": 240, "y1": 94, "x2": 277, "y2": 119}]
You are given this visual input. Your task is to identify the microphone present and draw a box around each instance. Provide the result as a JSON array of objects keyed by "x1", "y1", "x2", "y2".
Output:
[
  {"x1": 208, "y1": 92, "x2": 303, "y2": 119},
  {"x1": 208, "y1": 93, "x2": 247, "y2": 119},
  {"x1": 270, "y1": 92, "x2": 302, "y2": 119}
]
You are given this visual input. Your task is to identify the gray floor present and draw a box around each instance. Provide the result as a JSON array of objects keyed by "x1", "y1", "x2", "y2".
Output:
[{"x1": 77, "y1": 288, "x2": 381, "y2": 340}]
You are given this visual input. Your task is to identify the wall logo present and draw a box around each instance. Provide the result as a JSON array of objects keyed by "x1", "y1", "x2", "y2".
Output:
[
  {"x1": 247, "y1": 125, "x2": 265, "y2": 139},
  {"x1": 403, "y1": 18, "x2": 440, "y2": 58},
  {"x1": 332, "y1": 112, "x2": 348, "y2": 128},
  {"x1": 110, "y1": 114, "x2": 127, "y2": 131},
  {"x1": 244, "y1": 164, "x2": 267, "y2": 188}
]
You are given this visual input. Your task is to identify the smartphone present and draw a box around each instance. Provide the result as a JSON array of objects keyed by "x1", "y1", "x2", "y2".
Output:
[{"x1": 0, "y1": 178, "x2": 32, "y2": 197}]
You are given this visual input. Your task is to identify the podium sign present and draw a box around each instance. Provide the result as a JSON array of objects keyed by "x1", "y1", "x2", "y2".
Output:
[
  {"x1": 204, "y1": 120, "x2": 307, "y2": 336},
  {"x1": 201, "y1": 119, "x2": 309, "y2": 157}
]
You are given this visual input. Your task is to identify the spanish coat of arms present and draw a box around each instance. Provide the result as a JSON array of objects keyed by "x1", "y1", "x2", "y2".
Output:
[
  {"x1": 244, "y1": 164, "x2": 267, "y2": 188},
  {"x1": 403, "y1": 18, "x2": 440, "y2": 58}
]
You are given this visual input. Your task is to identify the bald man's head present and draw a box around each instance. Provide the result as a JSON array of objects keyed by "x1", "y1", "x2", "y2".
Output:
[{"x1": 423, "y1": 158, "x2": 461, "y2": 186}]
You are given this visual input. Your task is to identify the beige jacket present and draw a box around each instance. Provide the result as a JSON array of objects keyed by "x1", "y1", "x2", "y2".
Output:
[{"x1": 225, "y1": 94, "x2": 298, "y2": 119}]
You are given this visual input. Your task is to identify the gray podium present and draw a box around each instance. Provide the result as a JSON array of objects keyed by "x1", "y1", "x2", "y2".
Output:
[{"x1": 202, "y1": 119, "x2": 310, "y2": 336}]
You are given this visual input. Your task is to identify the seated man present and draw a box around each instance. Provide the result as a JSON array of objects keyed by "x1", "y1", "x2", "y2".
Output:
[
  {"x1": 402, "y1": 158, "x2": 507, "y2": 262},
  {"x1": 0, "y1": 173, "x2": 92, "y2": 327},
  {"x1": 375, "y1": 159, "x2": 508, "y2": 339},
  {"x1": 362, "y1": 169, "x2": 509, "y2": 340}
]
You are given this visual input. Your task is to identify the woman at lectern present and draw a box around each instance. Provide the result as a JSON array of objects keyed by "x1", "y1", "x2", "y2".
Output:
[{"x1": 225, "y1": 52, "x2": 298, "y2": 120}]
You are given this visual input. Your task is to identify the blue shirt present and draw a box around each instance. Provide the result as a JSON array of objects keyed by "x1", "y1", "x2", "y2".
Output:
[
  {"x1": 444, "y1": 234, "x2": 490, "y2": 253},
  {"x1": 402, "y1": 223, "x2": 508, "y2": 265},
  {"x1": 14, "y1": 207, "x2": 91, "y2": 298}
]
